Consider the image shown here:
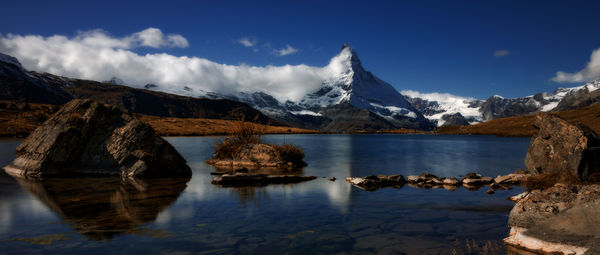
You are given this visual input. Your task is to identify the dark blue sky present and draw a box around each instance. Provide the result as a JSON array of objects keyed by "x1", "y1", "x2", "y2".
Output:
[{"x1": 1, "y1": 0, "x2": 599, "y2": 98}]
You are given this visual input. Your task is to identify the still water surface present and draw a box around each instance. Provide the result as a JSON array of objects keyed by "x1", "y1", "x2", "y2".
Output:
[{"x1": 0, "y1": 134, "x2": 530, "y2": 254}]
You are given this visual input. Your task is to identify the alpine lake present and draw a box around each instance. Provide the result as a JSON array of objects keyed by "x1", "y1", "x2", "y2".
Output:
[{"x1": 0, "y1": 134, "x2": 530, "y2": 254}]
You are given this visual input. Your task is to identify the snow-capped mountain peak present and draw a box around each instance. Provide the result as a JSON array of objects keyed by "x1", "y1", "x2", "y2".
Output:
[{"x1": 300, "y1": 45, "x2": 422, "y2": 122}]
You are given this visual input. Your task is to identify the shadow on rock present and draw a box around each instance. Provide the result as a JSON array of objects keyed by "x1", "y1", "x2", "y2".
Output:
[{"x1": 12, "y1": 175, "x2": 190, "y2": 240}]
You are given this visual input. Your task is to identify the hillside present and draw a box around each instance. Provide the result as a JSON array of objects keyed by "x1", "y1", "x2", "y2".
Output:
[
  {"x1": 0, "y1": 53, "x2": 275, "y2": 125},
  {"x1": 435, "y1": 102, "x2": 600, "y2": 136},
  {"x1": 0, "y1": 101, "x2": 317, "y2": 137}
]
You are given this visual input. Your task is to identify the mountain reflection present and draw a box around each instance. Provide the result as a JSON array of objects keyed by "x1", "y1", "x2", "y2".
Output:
[{"x1": 13, "y1": 176, "x2": 190, "y2": 240}]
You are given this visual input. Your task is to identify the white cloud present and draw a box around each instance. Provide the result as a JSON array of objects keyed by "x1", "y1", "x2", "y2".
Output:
[
  {"x1": 275, "y1": 45, "x2": 298, "y2": 56},
  {"x1": 237, "y1": 37, "x2": 257, "y2": 47},
  {"x1": 552, "y1": 48, "x2": 600, "y2": 83},
  {"x1": 131, "y1": 28, "x2": 189, "y2": 48},
  {"x1": 0, "y1": 28, "x2": 350, "y2": 102},
  {"x1": 493, "y1": 49, "x2": 510, "y2": 57}
]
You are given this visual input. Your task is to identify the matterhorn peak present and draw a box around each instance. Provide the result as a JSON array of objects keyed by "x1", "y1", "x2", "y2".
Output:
[{"x1": 335, "y1": 44, "x2": 363, "y2": 75}]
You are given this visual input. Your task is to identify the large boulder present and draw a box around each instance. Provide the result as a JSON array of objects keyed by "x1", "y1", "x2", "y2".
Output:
[
  {"x1": 4, "y1": 99, "x2": 191, "y2": 178},
  {"x1": 525, "y1": 113, "x2": 600, "y2": 181}
]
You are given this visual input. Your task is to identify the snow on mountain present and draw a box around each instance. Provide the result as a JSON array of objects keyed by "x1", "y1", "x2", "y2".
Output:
[
  {"x1": 401, "y1": 90, "x2": 483, "y2": 126},
  {"x1": 297, "y1": 45, "x2": 420, "y2": 121},
  {"x1": 403, "y1": 79, "x2": 600, "y2": 126},
  {"x1": 205, "y1": 44, "x2": 429, "y2": 130}
]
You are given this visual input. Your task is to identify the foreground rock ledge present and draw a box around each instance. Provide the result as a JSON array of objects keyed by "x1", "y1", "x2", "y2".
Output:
[
  {"x1": 211, "y1": 173, "x2": 316, "y2": 186},
  {"x1": 5, "y1": 99, "x2": 191, "y2": 178},
  {"x1": 506, "y1": 184, "x2": 600, "y2": 254}
]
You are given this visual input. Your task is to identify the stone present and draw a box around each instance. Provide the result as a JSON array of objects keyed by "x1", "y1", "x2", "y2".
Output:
[
  {"x1": 406, "y1": 175, "x2": 421, "y2": 183},
  {"x1": 442, "y1": 177, "x2": 460, "y2": 185},
  {"x1": 207, "y1": 143, "x2": 307, "y2": 169},
  {"x1": 525, "y1": 113, "x2": 600, "y2": 181},
  {"x1": 345, "y1": 174, "x2": 405, "y2": 191},
  {"x1": 4, "y1": 99, "x2": 191, "y2": 178},
  {"x1": 494, "y1": 173, "x2": 531, "y2": 185},
  {"x1": 212, "y1": 173, "x2": 316, "y2": 186},
  {"x1": 462, "y1": 176, "x2": 492, "y2": 186},
  {"x1": 329, "y1": 177, "x2": 336, "y2": 181},
  {"x1": 464, "y1": 172, "x2": 482, "y2": 179}
]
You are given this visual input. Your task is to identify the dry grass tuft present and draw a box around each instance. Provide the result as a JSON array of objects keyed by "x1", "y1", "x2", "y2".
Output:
[
  {"x1": 212, "y1": 116, "x2": 306, "y2": 165},
  {"x1": 272, "y1": 143, "x2": 305, "y2": 166},
  {"x1": 213, "y1": 116, "x2": 265, "y2": 159}
]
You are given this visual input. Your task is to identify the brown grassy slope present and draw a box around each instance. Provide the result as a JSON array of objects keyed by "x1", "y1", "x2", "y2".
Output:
[
  {"x1": 435, "y1": 102, "x2": 600, "y2": 136},
  {"x1": 0, "y1": 100, "x2": 318, "y2": 137},
  {"x1": 138, "y1": 115, "x2": 318, "y2": 136},
  {"x1": 0, "y1": 101, "x2": 58, "y2": 137}
]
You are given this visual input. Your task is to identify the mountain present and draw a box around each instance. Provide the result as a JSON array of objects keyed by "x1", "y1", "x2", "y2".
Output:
[
  {"x1": 3, "y1": 48, "x2": 599, "y2": 131},
  {"x1": 205, "y1": 45, "x2": 434, "y2": 131},
  {"x1": 402, "y1": 80, "x2": 600, "y2": 127},
  {"x1": 0, "y1": 53, "x2": 274, "y2": 124}
]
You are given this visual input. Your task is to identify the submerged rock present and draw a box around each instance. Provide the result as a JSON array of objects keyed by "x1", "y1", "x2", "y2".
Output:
[
  {"x1": 4, "y1": 99, "x2": 191, "y2": 178},
  {"x1": 211, "y1": 173, "x2": 316, "y2": 186},
  {"x1": 525, "y1": 113, "x2": 600, "y2": 181}
]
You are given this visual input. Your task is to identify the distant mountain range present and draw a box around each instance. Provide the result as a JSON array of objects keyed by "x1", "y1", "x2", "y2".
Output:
[
  {"x1": 402, "y1": 80, "x2": 600, "y2": 126},
  {"x1": 1, "y1": 47, "x2": 599, "y2": 132},
  {"x1": 0, "y1": 53, "x2": 274, "y2": 124}
]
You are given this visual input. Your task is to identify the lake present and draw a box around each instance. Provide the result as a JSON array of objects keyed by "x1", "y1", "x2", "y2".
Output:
[{"x1": 0, "y1": 134, "x2": 530, "y2": 254}]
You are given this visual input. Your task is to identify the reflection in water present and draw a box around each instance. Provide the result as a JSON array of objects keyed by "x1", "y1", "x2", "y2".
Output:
[
  {"x1": 229, "y1": 186, "x2": 269, "y2": 206},
  {"x1": 12, "y1": 176, "x2": 190, "y2": 240},
  {"x1": 0, "y1": 135, "x2": 532, "y2": 254}
]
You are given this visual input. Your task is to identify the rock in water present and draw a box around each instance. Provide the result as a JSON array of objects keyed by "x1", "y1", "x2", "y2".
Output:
[
  {"x1": 525, "y1": 113, "x2": 600, "y2": 181},
  {"x1": 4, "y1": 99, "x2": 191, "y2": 178}
]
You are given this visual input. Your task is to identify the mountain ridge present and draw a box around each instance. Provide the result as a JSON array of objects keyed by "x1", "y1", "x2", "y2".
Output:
[{"x1": 2, "y1": 48, "x2": 599, "y2": 132}]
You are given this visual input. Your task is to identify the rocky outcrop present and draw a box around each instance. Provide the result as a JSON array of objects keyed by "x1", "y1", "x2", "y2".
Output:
[
  {"x1": 211, "y1": 173, "x2": 316, "y2": 186},
  {"x1": 4, "y1": 99, "x2": 191, "y2": 178},
  {"x1": 525, "y1": 113, "x2": 600, "y2": 181},
  {"x1": 440, "y1": 113, "x2": 470, "y2": 126},
  {"x1": 206, "y1": 143, "x2": 307, "y2": 169},
  {"x1": 506, "y1": 184, "x2": 600, "y2": 254}
]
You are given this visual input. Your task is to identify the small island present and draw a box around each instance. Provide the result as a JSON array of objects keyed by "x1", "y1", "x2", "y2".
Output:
[
  {"x1": 206, "y1": 118, "x2": 307, "y2": 169},
  {"x1": 206, "y1": 118, "x2": 315, "y2": 186}
]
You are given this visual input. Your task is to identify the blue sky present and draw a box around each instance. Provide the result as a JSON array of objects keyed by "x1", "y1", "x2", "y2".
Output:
[{"x1": 1, "y1": 0, "x2": 600, "y2": 99}]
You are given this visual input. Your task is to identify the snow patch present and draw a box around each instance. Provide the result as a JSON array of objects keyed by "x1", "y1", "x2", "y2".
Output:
[{"x1": 291, "y1": 110, "x2": 322, "y2": 116}]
